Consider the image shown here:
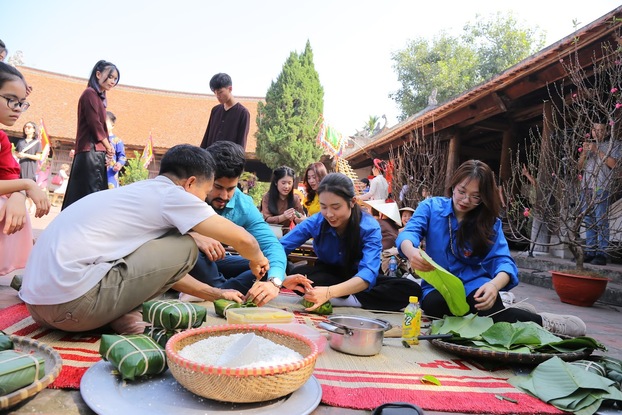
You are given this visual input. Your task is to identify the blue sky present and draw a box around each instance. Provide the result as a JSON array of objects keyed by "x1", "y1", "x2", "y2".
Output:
[{"x1": 2, "y1": 0, "x2": 621, "y2": 137}]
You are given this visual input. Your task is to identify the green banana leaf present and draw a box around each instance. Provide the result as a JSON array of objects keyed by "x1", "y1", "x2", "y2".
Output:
[
  {"x1": 301, "y1": 299, "x2": 333, "y2": 315},
  {"x1": 213, "y1": 299, "x2": 257, "y2": 318},
  {"x1": 508, "y1": 356, "x2": 622, "y2": 415},
  {"x1": 430, "y1": 314, "x2": 493, "y2": 339},
  {"x1": 415, "y1": 249, "x2": 469, "y2": 316}
]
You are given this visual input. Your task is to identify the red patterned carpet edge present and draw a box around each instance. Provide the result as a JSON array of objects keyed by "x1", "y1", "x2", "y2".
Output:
[{"x1": 0, "y1": 303, "x2": 101, "y2": 389}]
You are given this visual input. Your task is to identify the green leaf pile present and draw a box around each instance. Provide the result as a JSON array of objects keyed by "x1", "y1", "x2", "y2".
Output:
[
  {"x1": 509, "y1": 356, "x2": 622, "y2": 415},
  {"x1": 415, "y1": 249, "x2": 469, "y2": 316},
  {"x1": 430, "y1": 315, "x2": 606, "y2": 354}
]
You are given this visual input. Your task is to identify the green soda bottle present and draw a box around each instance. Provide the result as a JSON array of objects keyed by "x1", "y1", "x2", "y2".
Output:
[{"x1": 402, "y1": 296, "x2": 421, "y2": 346}]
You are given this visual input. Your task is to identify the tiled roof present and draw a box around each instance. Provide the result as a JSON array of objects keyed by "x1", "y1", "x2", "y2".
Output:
[{"x1": 9, "y1": 66, "x2": 263, "y2": 152}]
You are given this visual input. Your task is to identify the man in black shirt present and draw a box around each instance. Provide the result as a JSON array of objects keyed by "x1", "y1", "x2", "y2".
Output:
[{"x1": 199, "y1": 73, "x2": 250, "y2": 151}]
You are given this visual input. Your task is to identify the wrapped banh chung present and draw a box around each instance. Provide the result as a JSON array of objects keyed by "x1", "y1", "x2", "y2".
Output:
[
  {"x1": 0, "y1": 350, "x2": 45, "y2": 395},
  {"x1": 99, "y1": 334, "x2": 166, "y2": 380},
  {"x1": 142, "y1": 300, "x2": 206, "y2": 330}
]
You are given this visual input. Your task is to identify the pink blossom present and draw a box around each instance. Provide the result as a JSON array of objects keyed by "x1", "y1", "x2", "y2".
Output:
[
  {"x1": 617, "y1": 103, "x2": 622, "y2": 109},
  {"x1": 585, "y1": 133, "x2": 591, "y2": 139},
  {"x1": 610, "y1": 120, "x2": 616, "y2": 126},
  {"x1": 578, "y1": 174, "x2": 583, "y2": 181},
  {"x1": 523, "y1": 208, "x2": 530, "y2": 218},
  {"x1": 572, "y1": 93, "x2": 578, "y2": 98},
  {"x1": 616, "y1": 60, "x2": 621, "y2": 65},
  {"x1": 612, "y1": 87, "x2": 619, "y2": 94},
  {"x1": 578, "y1": 147, "x2": 583, "y2": 153}
]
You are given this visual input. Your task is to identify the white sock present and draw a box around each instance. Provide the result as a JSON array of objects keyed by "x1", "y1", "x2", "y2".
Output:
[{"x1": 330, "y1": 295, "x2": 362, "y2": 308}]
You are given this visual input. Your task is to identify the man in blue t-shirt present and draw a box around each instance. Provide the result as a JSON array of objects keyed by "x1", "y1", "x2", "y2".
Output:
[{"x1": 186, "y1": 141, "x2": 311, "y2": 306}]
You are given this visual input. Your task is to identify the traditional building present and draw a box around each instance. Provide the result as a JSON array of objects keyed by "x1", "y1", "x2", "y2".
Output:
[
  {"x1": 345, "y1": 6, "x2": 622, "y2": 188},
  {"x1": 5, "y1": 66, "x2": 270, "y2": 179}
]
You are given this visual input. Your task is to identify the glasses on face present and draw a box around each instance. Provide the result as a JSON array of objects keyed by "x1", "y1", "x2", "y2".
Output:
[
  {"x1": 0, "y1": 95, "x2": 30, "y2": 112},
  {"x1": 453, "y1": 188, "x2": 482, "y2": 205}
]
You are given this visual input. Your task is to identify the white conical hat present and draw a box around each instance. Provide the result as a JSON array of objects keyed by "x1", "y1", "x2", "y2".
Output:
[{"x1": 363, "y1": 200, "x2": 402, "y2": 226}]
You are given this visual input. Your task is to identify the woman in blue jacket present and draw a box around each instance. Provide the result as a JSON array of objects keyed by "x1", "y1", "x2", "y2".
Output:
[
  {"x1": 396, "y1": 160, "x2": 586, "y2": 336},
  {"x1": 281, "y1": 173, "x2": 421, "y2": 312}
]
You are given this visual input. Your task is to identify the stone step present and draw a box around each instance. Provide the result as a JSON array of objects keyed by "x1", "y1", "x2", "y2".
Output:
[
  {"x1": 514, "y1": 253, "x2": 622, "y2": 285},
  {"x1": 517, "y1": 269, "x2": 622, "y2": 307}
]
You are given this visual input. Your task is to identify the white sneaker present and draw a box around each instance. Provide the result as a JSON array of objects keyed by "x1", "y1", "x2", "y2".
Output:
[
  {"x1": 508, "y1": 301, "x2": 537, "y2": 314},
  {"x1": 179, "y1": 293, "x2": 205, "y2": 303},
  {"x1": 540, "y1": 312, "x2": 587, "y2": 337},
  {"x1": 499, "y1": 291, "x2": 515, "y2": 306}
]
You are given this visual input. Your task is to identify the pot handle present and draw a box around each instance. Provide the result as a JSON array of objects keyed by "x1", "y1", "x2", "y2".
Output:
[
  {"x1": 318, "y1": 321, "x2": 351, "y2": 336},
  {"x1": 376, "y1": 318, "x2": 393, "y2": 332}
]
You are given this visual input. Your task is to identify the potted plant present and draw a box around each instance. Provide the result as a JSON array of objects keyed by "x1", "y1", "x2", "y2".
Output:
[{"x1": 503, "y1": 35, "x2": 621, "y2": 306}]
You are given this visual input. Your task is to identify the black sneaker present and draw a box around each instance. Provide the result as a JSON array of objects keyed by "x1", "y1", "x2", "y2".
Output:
[
  {"x1": 591, "y1": 255, "x2": 607, "y2": 265},
  {"x1": 583, "y1": 254, "x2": 595, "y2": 264}
]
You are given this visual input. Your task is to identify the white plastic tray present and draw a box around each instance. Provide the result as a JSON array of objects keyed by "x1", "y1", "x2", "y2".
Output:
[{"x1": 81, "y1": 360, "x2": 322, "y2": 415}]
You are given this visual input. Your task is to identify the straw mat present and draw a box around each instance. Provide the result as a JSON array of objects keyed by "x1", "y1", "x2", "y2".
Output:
[
  {"x1": 0, "y1": 294, "x2": 563, "y2": 413},
  {"x1": 269, "y1": 292, "x2": 563, "y2": 414},
  {"x1": 0, "y1": 303, "x2": 101, "y2": 389}
]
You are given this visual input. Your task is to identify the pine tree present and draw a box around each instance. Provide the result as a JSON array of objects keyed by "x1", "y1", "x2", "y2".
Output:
[{"x1": 256, "y1": 40, "x2": 324, "y2": 174}]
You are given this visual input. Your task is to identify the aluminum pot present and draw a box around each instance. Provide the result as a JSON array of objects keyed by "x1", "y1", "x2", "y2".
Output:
[{"x1": 318, "y1": 315, "x2": 392, "y2": 356}]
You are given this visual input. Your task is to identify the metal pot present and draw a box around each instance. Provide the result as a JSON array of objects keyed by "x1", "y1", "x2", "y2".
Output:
[{"x1": 318, "y1": 315, "x2": 392, "y2": 356}]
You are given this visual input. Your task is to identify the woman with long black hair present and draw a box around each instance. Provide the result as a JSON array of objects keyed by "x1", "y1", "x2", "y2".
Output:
[
  {"x1": 397, "y1": 160, "x2": 586, "y2": 336},
  {"x1": 281, "y1": 173, "x2": 421, "y2": 312},
  {"x1": 62, "y1": 60, "x2": 119, "y2": 209},
  {"x1": 260, "y1": 165, "x2": 305, "y2": 227}
]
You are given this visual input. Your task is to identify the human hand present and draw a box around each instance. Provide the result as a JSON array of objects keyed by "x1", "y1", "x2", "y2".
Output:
[
  {"x1": 583, "y1": 141, "x2": 596, "y2": 153},
  {"x1": 302, "y1": 286, "x2": 332, "y2": 312},
  {"x1": 1, "y1": 193, "x2": 27, "y2": 235},
  {"x1": 26, "y1": 184, "x2": 51, "y2": 218},
  {"x1": 283, "y1": 273, "x2": 314, "y2": 294},
  {"x1": 188, "y1": 233, "x2": 226, "y2": 261},
  {"x1": 16, "y1": 152, "x2": 25, "y2": 159},
  {"x1": 473, "y1": 282, "x2": 498, "y2": 311},
  {"x1": 283, "y1": 208, "x2": 296, "y2": 221},
  {"x1": 219, "y1": 289, "x2": 245, "y2": 303},
  {"x1": 113, "y1": 162, "x2": 123, "y2": 172},
  {"x1": 245, "y1": 281, "x2": 279, "y2": 307},
  {"x1": 408, "y1": 248, "x2": 434, "y2": 272},
  {"x1": 249, "y1": 255, "x2": 270, "y2": 280}
]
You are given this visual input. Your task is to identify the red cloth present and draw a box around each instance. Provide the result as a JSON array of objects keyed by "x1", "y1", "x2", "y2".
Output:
[{"x1": 0, "y1": 130, "x2": 20, "y2": 180}]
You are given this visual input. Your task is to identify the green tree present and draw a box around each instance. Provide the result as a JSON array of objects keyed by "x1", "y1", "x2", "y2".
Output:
[
  {"x1": 119, "y1": 151, "x2": 149, "y2": 186},
  {"x1": 391, "y1": 12, "x2": 545, "y2": 119},
  {"x1": 256, "y1": 40, "x2": 324, "y2": 174}
]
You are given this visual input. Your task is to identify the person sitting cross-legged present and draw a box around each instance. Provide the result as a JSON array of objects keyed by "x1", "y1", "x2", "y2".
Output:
[{"x1": 20, "y1": 144, "x2": 269, "y2": 334}]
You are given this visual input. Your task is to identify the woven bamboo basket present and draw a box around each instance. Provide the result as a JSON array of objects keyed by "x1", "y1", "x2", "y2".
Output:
[
  {"x1": 0, "y1": 335, "x2": 63, "y2": 410},
  {"x1": 166, "y1": 325, "x2": 319, "y2": 403}
]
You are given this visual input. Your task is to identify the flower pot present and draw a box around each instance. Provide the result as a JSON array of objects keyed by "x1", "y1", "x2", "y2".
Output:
[{"x1": 550, "y1": 270, "x2": 609, "y2": 307}]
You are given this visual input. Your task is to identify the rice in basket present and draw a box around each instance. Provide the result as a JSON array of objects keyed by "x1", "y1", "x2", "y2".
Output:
[{"x1": 179, "y1": 332, "x2": 303, "y2": 368}]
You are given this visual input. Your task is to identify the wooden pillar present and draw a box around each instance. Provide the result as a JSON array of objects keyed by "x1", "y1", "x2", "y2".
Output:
[
  {"x1": 445, "y1": 130, "x2": 461, "y2": 192},
  {"x1": 499, "y1": 127, "x2": 516, "y2": 184}
]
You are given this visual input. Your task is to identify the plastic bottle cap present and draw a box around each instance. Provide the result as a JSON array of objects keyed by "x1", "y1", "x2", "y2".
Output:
[{"x1": 409, "y1": 296, "x2": 418, "y2": 303}]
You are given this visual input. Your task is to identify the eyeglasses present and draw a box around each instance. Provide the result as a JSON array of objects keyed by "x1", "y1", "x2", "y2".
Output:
[
  {"x1": 453, "y1": 188, "x2": 482, "y2": 205},
  {"x1": 0, "y1": 95, "x2": 30, "y2": 112}
]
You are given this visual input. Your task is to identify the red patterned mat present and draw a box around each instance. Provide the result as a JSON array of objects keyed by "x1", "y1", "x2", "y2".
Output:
[
  {"x1": 0, "y1": 303, "x2": 101, "y2": 389},
  {"x1": 267, "y1": 292, "x2": 563, "y2": 414},
  {"x1": 0, "y1": 297, "x2": 562, "y2": 414}
]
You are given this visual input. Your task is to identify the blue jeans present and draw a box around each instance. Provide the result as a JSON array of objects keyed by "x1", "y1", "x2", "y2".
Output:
[
  {"x1": 583, "y1": 189, "x2": 610, "y2": 257},
  {"x1": 189, "y1": 253, "x2": 256, "y2": 293}
]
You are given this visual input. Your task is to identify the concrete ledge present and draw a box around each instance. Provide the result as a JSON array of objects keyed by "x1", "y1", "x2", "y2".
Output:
[{"x1": 517, "y1": 268, "x2": 622, "y2": 307}]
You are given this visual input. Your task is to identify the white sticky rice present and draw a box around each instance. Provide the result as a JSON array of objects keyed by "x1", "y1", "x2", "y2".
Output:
[{"x1": 179, "y1": 333, "x2": 303, "y2": 368}]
